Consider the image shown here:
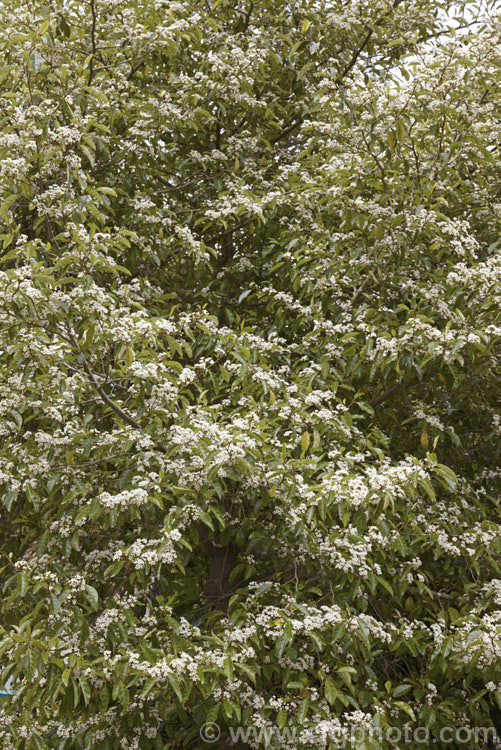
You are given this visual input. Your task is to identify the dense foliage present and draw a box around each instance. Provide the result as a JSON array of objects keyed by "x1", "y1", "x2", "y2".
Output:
[{"x1": 0, "y1": 0, "x2": 500, "y2": 747}]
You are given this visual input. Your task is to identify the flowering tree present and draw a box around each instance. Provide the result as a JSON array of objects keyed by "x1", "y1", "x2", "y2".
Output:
[{"x1": 0, "y1": 0, "x2": 500, "y2": 748}]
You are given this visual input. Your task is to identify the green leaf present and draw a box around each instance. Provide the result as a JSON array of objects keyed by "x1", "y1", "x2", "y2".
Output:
[
  {"x1": 115, "y1": 680, "x2": 129, "y2": 707},
  {"x1": 418, "y1": 477, "x2": 436, "y2": 502},
  {"x1": 296, "y1": 698, "x2": 309, "y2": 722},
  {"x1": 277, "y1": 709, "x2": 288, "y2": 728},
  {"x1": 223, "y1": 657, "x2": 234, "y2": 681},
  {"x1": 300, "y1": 431, "x2": 310, "y2": 454},
  {"x1": 85, "y1": 585, "x2": 99, "y2": 609},
  {"x1": 0, "y1": 194, "x2": 17, "y2": 220},
  {"x1": 167, "y1": 673, "x2": 182, "y2": 702},
  {"x1": 104, "y1": 559, "x2": 125, "y2": 578},
  {"x1": 78, "y1": 677, "x2": 91, "y2": 707},
  {"x1": 394, "y1": 701, "x2": 416, "y2": 721},
  {"x1": 325, "y1": 677, "x2": 338, "y2": 705},
  {"x1": 125, "y1": 346, "x2": 135, "y2": 366}
]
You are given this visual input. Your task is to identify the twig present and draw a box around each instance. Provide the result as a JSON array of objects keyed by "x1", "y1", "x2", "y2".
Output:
[
  {"x1": 88, "y1": 0, "x2": 97, "y2": 85},
  {"x1": 341, "y1": 0, "x2": 404, "y2": 79},
  {"x1": 372, "y1": 383, "x2": 403, "y2": 407},
  {"x1": 66, "y1": 326, "x2": 142, "y2": 429}
]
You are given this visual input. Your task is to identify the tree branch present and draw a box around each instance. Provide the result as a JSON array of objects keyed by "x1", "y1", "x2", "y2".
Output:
[
  {"x1": 372, "y1": 383, "x2": 403, "y2": 407},
  {"x1": 341, "y1": 0, "x2": 404, "y2": 79},
  {"x1": 66, "y1": 327, "x2": 142, "y2": 429}
]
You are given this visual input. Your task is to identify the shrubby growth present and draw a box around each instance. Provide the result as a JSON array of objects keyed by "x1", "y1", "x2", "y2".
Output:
[{"x1": 0, "y1": 0, "x2": 499, "y2": 747}]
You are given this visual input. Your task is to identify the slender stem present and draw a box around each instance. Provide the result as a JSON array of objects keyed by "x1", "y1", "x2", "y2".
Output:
[
  {"x1": 88, "y1": 0, "x2": 97, "y2": 85},
  {"x1": 66, "y1": 326, "x2": 142, "y2": 429},
  {"x1": 341, "y1": 0, "x2": 404, "y2": 79}
]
